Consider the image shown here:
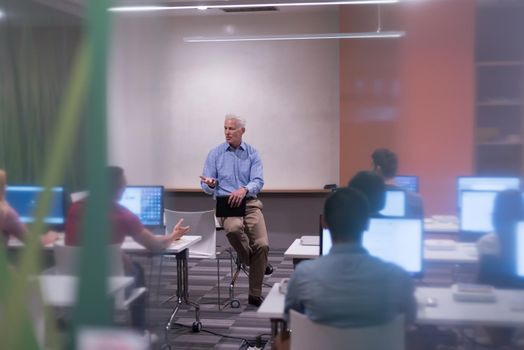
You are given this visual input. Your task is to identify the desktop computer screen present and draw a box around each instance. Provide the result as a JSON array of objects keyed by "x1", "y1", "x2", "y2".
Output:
[
  {"x1": 517, "y1": 222, "x2": 524, "y2": 278},
  {"x1": 379, "y1": 190, "x2": 406, "y2": 217},
  {"x1": 320, "y1": 218, "x2": 423, "y2": 275},
  {"x1": 459, "y1": 190, "x2": 497, "y2": 233},
  {"x1": 6, "y1": 186, "x2": 65, "y2": 224},
  {"x1": 457, "y1": 177, "x2": 520, "y2": 207},
  {"x1": 119, "y1": 186, "x2": 164, "y2": 226},
  {"x1": 394, "y1": 176, "x2": 419, "y2": 193}
]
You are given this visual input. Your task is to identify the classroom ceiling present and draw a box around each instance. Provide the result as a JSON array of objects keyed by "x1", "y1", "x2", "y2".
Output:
[{"x1": 31, "y1": 0, "x2": 341, "y2": 18}]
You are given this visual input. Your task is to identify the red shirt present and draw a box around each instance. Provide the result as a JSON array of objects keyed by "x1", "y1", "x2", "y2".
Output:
[{"x1": 65, "y1": 200, "x2": 144, "y2": 246}]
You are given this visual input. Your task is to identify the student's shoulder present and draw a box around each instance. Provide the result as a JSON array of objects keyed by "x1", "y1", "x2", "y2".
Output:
[
  {"x1": 115, "y1": 203, "x2": 139, "y2": 220},
  {"x1": 477, "y1": 232, "x2": 499, "y2": 255},
  {"x1": 293, "y1": 258, "x2": 319, "y2": 275}
]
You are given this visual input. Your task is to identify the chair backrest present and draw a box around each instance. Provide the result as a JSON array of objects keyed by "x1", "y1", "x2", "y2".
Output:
[
  {"x1": 289, "y1": 310, "x2": 405, "y2": 350},
  {"x1": 53, "y1": 243, "x2": 125, "y2": 276},
  {"x1": 70, "y1": 191, "x2": 89, "y2": 203},
  {"x1": 165, "y1": 209, "x2": 216, "y2": 258}
]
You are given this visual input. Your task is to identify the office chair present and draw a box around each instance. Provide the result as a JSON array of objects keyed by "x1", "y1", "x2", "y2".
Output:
[
  {"x1": 163, "y1": 209, "x2": 254, "y2": 310},
  {"x1": 164, "y1": 209, "x2": 217, "y2": 259},
  {"x1": 217, "y1": 249, "x2": 245, "y2": 309},
  {"x1": 70, "y1": 191, "x2": 89, "y2": 203},
  {"x1": 289, "y1": 310, "x2": 405, "y2": 350}
]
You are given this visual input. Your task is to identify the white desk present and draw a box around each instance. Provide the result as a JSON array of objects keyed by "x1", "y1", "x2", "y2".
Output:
[
  {"x1": 424, "y1": 219, "x2": 460, "y2": 233},
  {"x1": 257, "y1": 283, "x2": 286, "y2": 337},
  {"x1": 284, "y1": 239, "x2": 319, "y2": 266},
  {"x1": 258, "y1": 283, "x2": 524, "y2": 329},
  {"x1": 416, "y1": 287, "x2": 524, "y2": 327},
  {"x1": 9, "y1": 235, "x2": 202, "y2": 254},
  {"x1": 38, "y1": 275, "x2": 133, "y2": 307},
  {"x1": 119, "y1": 235, "x2": 203, "y2": 342},
  {"x1": 284, "y1": 238, "x2": 479, "y2": 266},
  {"x1": 8, "y1": 236, "x2": 64, "y2": 249},
  {"x1": 12, "y1": 235, "x2": 203, "y2": 345},
  {"x1": 258, "y1": 282, "x2": 286, "y2": 319},
  {"x1": 121, "y1": 235, "x2": 201, "y2": 253},
  {"x1": 424, "y1": 240, "x2": 478, "y2": 264}
]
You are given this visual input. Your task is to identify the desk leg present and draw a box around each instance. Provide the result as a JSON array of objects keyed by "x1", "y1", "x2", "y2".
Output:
[
  {"x1": 164, "y1": 249, "x2": 201, "y2": 348},
  {"x1": 269, "y1": 318, "x2": 287, "y2": 350}
]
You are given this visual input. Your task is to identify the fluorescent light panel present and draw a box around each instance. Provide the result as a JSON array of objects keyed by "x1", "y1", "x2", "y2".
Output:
[
  {"x1": 184, "y1": 31, "x2": 405, "y2": 42},
  {"x1": 110, "y1": 0, "x2": 398, "y2": 12}
]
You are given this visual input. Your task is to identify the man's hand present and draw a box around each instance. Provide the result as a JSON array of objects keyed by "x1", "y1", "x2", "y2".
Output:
[
  {"x1": 170, "y1": 218, "x2": 190, "y2": 240},
  {"x1": 200, "y1": 175, "x2": 217, "y2": 188},
  {"x1": 228, "y1": 187, "x2": 248, "y2": 208}
]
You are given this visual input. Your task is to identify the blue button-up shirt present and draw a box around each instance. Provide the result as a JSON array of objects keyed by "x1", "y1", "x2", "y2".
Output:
[
  {"x1": 284, "y1": 242, "x2": 416, "y2": 328},
  {"x1": 201, "y1": 141, "x2": 264, "y2": 198}
]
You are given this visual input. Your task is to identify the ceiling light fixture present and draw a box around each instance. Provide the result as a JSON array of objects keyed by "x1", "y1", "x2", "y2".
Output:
[
  {"x1": 109, "y1": 0, "x2": 399, "y2": 12},
  {"x1": 184, "y1": 31, "x2": 404, "y2": 42},
  {"x1": 0, "y1": 9, "x2": 5, "y2": 19}
]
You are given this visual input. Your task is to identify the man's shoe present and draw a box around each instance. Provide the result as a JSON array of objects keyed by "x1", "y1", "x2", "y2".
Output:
[
  {"x1": 248, "y1": 295, "x2": 264, "y2": 307},
  {"x1": 265, "y1": 264, "x2": 273, "y2": 275}
]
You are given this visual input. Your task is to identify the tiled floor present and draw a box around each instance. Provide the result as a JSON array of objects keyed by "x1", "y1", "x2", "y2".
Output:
[
  {"x1": 134, "y1": 247, "x2": 508, "y2": 350},
  {"x1": 138, "y1": 249, "x2": 290, "y2": 349}
]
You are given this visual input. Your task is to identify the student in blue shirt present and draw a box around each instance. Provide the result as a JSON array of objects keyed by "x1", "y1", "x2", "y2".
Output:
[
  {"x1": 283, "y1": 187, "x2": 415, "y2": 338},
  {"x1": 200, "y1": 114, "x2": 271, "y2": 307}
]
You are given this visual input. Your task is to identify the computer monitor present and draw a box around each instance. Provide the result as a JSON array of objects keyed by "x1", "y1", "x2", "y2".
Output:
[
  {"x1": 6, "y1": 186, "x2": 65, "y2": 224},
  {"x1": 379, "y1": 190, "x2": 406, "y2": 217},
  {"x1": 457, "y1": 177, "x2": 520, "y2": 207},
  {"x1": 516, "y1": 222, "x2": 524, "y2": 278},
  {"x1": 394, "y1": 176, "x2": 419, "y2": 193},
  {"x1": 320, "y1": 218, "x2": 423, "y2": 276},
  {"x1": 118, "y1": 186, "x2": 164, "y2": 227},
  {"x1": 459, "y1": 190, "x2": 497, "y2": 233}
]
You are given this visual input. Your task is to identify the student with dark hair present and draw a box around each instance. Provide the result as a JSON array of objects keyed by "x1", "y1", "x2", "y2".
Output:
[
  {"x1": 283, "y1": 188, "x2": 415, "y2": 329},
  {"x1": 347, "y1": 170, "x2": 386, "y2": 216},
  {"x1": 372, "y1": 148, "x2": 399, "y2": 179},
  {"x1": 477, "y1": 189, "x2": 524, "y2": 287},
  {"x1": 65, "y1": 166, "x2": 190, "y2": 334},
  {"x1": 371, "y1": 148, "x2": 424, "y2": 218},
  {"x1": 476, "y1": 189, "x2": 524, "y2": 349}
]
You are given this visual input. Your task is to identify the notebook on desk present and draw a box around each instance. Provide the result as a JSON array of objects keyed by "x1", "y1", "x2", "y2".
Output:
[{"x1": 216, "y1": 196, "x2": 246, "y2": 217}]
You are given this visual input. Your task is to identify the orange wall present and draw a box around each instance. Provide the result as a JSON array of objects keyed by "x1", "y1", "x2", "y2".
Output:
[{"x1": 340, "y1": 0, "x2": 475, "y2": 215}]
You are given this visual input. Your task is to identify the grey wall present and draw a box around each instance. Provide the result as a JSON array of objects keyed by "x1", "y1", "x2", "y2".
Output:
[
  {"x1": 108, "y1": 10, "x2": 340, "y2": 189},
  {"x1": 165, "y1": 191, "x2": 328, "y2": 250}
]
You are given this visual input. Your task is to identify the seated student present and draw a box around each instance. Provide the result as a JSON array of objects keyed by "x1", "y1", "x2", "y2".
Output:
[
  {"x1": 347, "y1": 170, "x2": 386, "y2": 217},
  {"x1": 0, "y1": 169, "x2": 58, "y2": 248},
  {"x1": 476, "y1": 189, "x2": 524, "y2": 349},
  {"x1": 371, "y1": 148, "x2": 424, "y2": 218},
  {"x1": 477, "y1": 189, "x2": 524, "y2": 288},
  {"x1": 277, "y1": 188, "x2": 415, "y2": 349},
  {"x1": 65, "y1": 166, "x2": 190, "y2": 333}
]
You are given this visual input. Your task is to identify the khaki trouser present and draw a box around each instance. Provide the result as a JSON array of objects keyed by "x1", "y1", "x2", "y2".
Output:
[{"x1": 220, "y1": 198, "x2": 269, "y2": 297}]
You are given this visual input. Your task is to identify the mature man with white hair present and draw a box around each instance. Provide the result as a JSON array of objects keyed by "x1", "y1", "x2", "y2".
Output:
[{"x1": 200, "y1": 114, "x2": 271, "y2": 307}]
